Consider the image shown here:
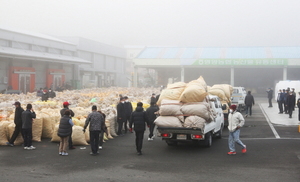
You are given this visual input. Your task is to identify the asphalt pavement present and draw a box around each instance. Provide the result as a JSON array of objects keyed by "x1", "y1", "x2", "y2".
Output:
[{"x1": 0, "y1": 98, "x2": 299, "y2": 182}]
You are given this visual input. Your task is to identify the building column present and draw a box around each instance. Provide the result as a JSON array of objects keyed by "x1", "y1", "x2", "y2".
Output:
[
  {"x1": 230, "y1": 67, "x2": 234, "y2": 86},
  {"x1": 181, "y1": 67, "x2": 184, "y2": 82},
  {"x1": 283, "y1": 66, "x2": 287, "y2": 80},
  {"x1": 133, "y1": 66, "x2": 138, "y2": 87}
]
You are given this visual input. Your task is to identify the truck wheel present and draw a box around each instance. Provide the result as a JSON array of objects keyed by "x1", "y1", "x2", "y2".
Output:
[
  {"x1": 166, "y1": 140, "x2": 177, "y2": 146},
  {"x1": 203, "y1": 132, "x2": 212, "y2": 147},
  {"x1": 215, "y1": 124, "x2": 224, "y2": 139}
]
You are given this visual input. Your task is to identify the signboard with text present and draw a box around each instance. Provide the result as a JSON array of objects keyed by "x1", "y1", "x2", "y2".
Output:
[{"x1": 192, "y1": 59, "x2": 288, "y2": 66}]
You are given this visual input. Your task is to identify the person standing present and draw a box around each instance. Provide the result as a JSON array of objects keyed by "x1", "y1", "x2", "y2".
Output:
[
  {"x1": 83, "y1": 105, "x2": 104, "y2": 155},
  {"x1": 150, "y1": 93, "x2": 156, "y2": 104},
  {"x1": 146, "y1": 101, "x2": 159, "y2": 141},
  {"x1": 22, "y1": 104, "x2": 36, "y2": 150},
  {"x1": 116, "y1": 97, "x2": 126, "y2": 136},
  {"x1": 57, "y1": 110, "x2": 74, "y2": 156},
  {"x1": 41, "y1": 89, "x2": 49, "y2": 102},
  {"x1": 48, "y1": 88, "x2": 56, "y2": 98},
  {"x1": 286, "y1": 91, "x2": 296, "y2": 118},
  {"x1": 297, "y1": 92, "x2": 300, "y2": 121},
  {"x1": 244, "y1": 91, "x2": 255, "y2": 117},
  {"x1": 123, "y1": 96, "x2": 133, "y2": 134},
  {"x1": 6, "y1": 101, "x2": 24, "y2": 146},
  {"x1": 60, "y1": 102, "x2": 76, "y2": 149},
  {"x1": 129, "y1": 102, "x2": 149, "y2": 155},
  {"x1": 227, "y1": 105, "x2": 246, "y2": 155},
  {"x1": 277, "y1": 89, "x2": 284, "y2": 114},
  {"x1": 97, "y1": 110, "x2": 108, "y2": 150},
  {"x1": 266, "y1": 88, "x2": 273, "y2": 107},
  {"x1": 282, "y1": 89, "x2": 288, "y2": 114}
]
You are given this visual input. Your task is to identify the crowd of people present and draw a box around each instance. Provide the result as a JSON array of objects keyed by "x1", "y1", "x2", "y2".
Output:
[
  {"x1": 5, "y1": 93, "x2": 160, "y2": 156},
  {"x1": 275, "y1": 87, "x2": 299, "y2": 119}
]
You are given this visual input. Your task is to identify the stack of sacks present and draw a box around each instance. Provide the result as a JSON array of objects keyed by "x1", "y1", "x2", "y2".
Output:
[
  {"x1": 157, "y1": 82, "x2": 186, "y2": 105},
  {"x1": 51, "y1": 124, "x2": 88, "y2": 146},
  {"x1": 154, "y1": 99, "x2": 183, "y2": 127},
  {"x1": 207, "y1": 84, "x2": 233, "y2": 103},
  {"x1": 179, "y1": 76, "x2": 208, "y2": 103}
]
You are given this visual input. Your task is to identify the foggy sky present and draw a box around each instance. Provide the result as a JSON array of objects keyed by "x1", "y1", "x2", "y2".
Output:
[{"x1": 0, "y1": 0, "x2": 300, "y2": 48}]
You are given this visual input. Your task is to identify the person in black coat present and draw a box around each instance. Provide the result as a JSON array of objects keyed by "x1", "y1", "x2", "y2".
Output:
[
  {"x1": 146, "y1": 101, "x2": 159, "y2": 140},
  {"x1": 117, "y1": 97, "x2": 126, "y2": 135},
  {"x1": 286, "y1": 91, "x2": 296, "y2": 118},
  {"x1": 266, "y1": 88, "x2": 273, "y2": 107},
  {"x1": 276, "y1": 89, "x2": 284, "y2": 114},
  {"x1": 57, "y1": 110, "x2": 74, "y2": 156},
  {"x1": 129, "y1": 102, "x2": 149, "y2": 155},
  {"x1": 7, "y1": 101, "x2": 24, "y2": 146},
  {"x1": 297, "y1": 92, "x2": 300, "y2": 121},
  {"x1": 48, "y1": 88, "x2": 56, "y2": 98},
  {"x1": 123, "y1": 96, "x2": 133, "y2": 134},
  {"x1": 41, "y1": 89, "x2": 49, "y2": 102},
  {"x1": 244, "y1": 91, "x2": 255, "y2": 117},
  {"x1": 60, "y1": 102, "x2": 75, "y2": 149}
]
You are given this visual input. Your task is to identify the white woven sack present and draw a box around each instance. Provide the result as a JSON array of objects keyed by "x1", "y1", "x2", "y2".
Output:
[
  {"x1": 183, "y1": 116, "x2": 206, "y2": 129},
  {"x1": 181, "y1": 102, "x2": 210, "y2": 120},
  {"x1": 159, "y1": 99, "x2": 182, "y2": 116},
  {"x1": 154, "y1": 116, "x2": 183, "y2": 128}
]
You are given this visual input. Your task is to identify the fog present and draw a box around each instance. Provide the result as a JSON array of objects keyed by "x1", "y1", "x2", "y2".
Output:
[{"x1": 1, "y1": 0, "x2": 300, "y2": 47}]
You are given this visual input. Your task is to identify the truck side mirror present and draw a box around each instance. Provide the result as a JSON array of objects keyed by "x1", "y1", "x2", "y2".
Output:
[{"x1": 222, "y1": 104, "x2": 227, "y2": 110}]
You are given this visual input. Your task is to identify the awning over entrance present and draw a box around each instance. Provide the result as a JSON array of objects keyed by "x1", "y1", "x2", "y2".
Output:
[{"x1": 0, "y1": 46, "x2": 90, "y2": 64}]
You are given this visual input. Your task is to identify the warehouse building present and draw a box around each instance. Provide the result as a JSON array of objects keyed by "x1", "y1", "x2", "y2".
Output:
[
  {"x1": 132, "y1": 47, "x2": 300, "y2": 94},
  {"x1": 0, "y1": 26, "x2": 127, "y2": 93}
]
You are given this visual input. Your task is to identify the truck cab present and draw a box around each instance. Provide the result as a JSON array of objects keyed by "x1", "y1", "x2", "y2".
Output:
[{"x1": 231, "y1": 87, "x2": 246, "y2": 111}]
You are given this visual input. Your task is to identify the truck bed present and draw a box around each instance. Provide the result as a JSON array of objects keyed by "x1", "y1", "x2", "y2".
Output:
[{"x1": 157, "y1": 127, "x2": 204, "y2": 135}]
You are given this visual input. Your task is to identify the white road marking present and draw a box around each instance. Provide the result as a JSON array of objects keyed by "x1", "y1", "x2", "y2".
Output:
[{"x1": 259, "y1": 104, "x2": 280, "y2": 139}]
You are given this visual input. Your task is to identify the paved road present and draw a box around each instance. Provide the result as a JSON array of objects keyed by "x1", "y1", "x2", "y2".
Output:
[{"x1": 1, "y1": 98, "x2": 300, "y2": 182}]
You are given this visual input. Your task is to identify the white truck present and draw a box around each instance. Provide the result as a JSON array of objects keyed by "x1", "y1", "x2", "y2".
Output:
[
  {"x1": 231, "y1": 87, "x2": 247, "y2": 111},
  {"x1": 157, "y1": 95, "x2": 225, "y2": 147}
]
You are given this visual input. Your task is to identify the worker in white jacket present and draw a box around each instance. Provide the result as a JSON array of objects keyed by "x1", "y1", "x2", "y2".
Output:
[{"x1": 227, "y1": 104, "x2": 247, "y2": 155}]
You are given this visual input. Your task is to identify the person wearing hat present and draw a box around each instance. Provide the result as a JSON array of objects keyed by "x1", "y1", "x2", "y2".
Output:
[
  {"x1": 116, "y1": 97, "x2": 126, "y2": 135},
  {"x1": 60, "y1": 102, "x2": 75, "y2": 149},
  {"x1": 129, "y1": 102, "x2": 149, "y2": 155},
  {"x1": 227, "y1": 104, "x2": 246, "y2": 155},
  {"x1": 22, "y1": 104, "x2": 36, "y2": 150},
  {"x1": 6, "y1": 101, "x2": 24, "y2": 146},
  {"x1": 57, "y1": 110, "x2": 74, "y2": 156},
  {"x1": 83, "y1": 105, "x2": 104, "y2": 155}
]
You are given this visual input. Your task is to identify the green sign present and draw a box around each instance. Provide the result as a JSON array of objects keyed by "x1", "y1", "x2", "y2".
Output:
[{"x1": 192, "y1": 59, "x2": 288, "y2": 66}]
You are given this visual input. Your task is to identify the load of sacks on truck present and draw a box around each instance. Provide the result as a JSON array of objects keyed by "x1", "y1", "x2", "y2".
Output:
[
  {"x1": 154, "y1": 76, "x2": 233, "y2": 130},
  {"x1": 0, "y1": 87, "x2": 158, "y2": 146}
]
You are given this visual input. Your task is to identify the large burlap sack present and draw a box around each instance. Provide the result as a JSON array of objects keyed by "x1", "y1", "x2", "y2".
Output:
[
  {"x1": 207, "y1": 87, "x2": 228, "y2": 102},
  {"x1": 41, "y1": 113, "x2": 55, "y2": 138},
  {"x1": 159, "y1": 100, "x2": 182, "y2": 116},
  {"x1": 180, "y1": 84, "x2": 207, "y2": 103},
  {"x1": 0, "y1": 121, "x2": 11, "y2": 145},
  {"x1": 196, "y1": 76, "x2": 207, "y2": 91},
  {"x1": 107, "y1": 114, "x2": 118, "y2": 137},
  {"x1": 51, "y1": 124, "x2": 60, "y2": 142},
  {"x1": 157, "y1": 82, "x2": 186, "y2": 105},
  {"x1": 154, "y1": 116, "x2": 183, "y2": 128},
  {"x1": 32, "y1": 117, "x2": 43, "y2": 142},
  {"x1": 72, "y1": 125, "x2": 88, "y2": 145},
  {"x1": 183, "y1": 116, "x2": 206, "y2": 129},
  {"x1": 210, "y1": 84, "x2": 233, "y2": 100},
  {"x1": 8, "y1": 123, "x2": 23, "y2": 145},
  {"x1": 181, "y1": 102, "x2": 210, "y2": 120}
]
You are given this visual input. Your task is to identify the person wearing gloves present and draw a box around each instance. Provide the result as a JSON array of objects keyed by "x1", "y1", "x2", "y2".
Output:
[
  {"x1": 83, "y1": 105, "x2": 104, "y2": 156},
  {"x1": 57, "y1": 110, "x2": 74, "y2": 156},
  {"x1": 129, "y1": 102, "x2": 149, "y2": 155},
  {"x1": 227, "y1": 104, "x2": 246, "y2": 155}
]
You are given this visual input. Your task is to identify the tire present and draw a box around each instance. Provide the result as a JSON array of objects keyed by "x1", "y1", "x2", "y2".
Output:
[
  {"x1": 166, "y1": 140, "x2": 178, "y2": 146},
  {"x1": 203, "y1": 132, "x2": 212, "y2": 147}
]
